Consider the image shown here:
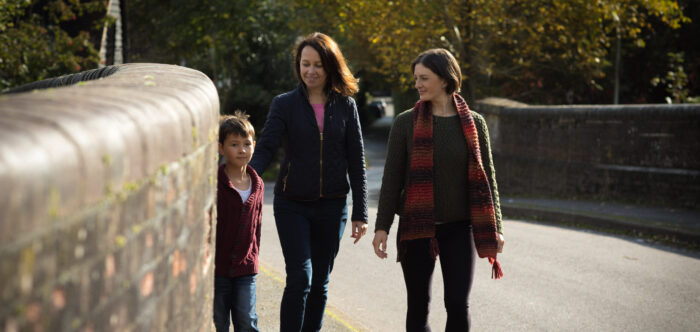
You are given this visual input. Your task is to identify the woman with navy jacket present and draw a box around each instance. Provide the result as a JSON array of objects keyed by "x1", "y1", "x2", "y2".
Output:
[{"x1": 250, "y1": 32, "x2": 368, "y2": 332}]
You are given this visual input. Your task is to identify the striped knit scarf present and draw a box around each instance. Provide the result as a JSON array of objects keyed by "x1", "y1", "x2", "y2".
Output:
[{"x1": 398, "y1": 93, "x2": 503, "y2": 279}]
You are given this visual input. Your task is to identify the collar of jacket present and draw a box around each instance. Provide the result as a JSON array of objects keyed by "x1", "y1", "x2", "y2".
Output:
[{"x1": 296, "y1": 82, "x2": 340, "y2": 107}]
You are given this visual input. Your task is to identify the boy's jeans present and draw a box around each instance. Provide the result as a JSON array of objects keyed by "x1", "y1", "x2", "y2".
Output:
[{"x1": 213, "y1": 274, "x2": 259, "y2": 332}]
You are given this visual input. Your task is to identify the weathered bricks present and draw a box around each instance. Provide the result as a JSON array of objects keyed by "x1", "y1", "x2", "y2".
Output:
[
  {"x1": 0, "y1": 64, "x2": 219, "y2": 331},
  {"x1": 475, "y1": 98, "x2": 700, "y2": 210}
]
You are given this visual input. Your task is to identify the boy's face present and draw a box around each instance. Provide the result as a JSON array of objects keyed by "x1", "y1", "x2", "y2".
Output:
[{"x1": 218, "y1": 133, "x2": 254, "y2": 169}]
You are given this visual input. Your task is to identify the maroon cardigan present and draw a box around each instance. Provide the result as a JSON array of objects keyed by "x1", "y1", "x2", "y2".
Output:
[{"x1": 215, "y1": 164, "x2": 264, "y2": 278}]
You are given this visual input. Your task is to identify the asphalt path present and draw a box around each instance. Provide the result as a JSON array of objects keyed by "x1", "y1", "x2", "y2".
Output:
[{"x1": 257, "y1": 114, "x2": 700, "y2": 331}]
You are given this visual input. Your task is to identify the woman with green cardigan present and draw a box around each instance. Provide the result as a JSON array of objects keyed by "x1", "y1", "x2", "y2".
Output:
[{"x1": 372, "y1": 48, "x2": 504, "y2": 332}]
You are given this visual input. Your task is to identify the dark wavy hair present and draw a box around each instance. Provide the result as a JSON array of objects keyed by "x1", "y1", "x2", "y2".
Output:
[
  {"x1": 411, "y1": 48, "x2": 462, "y2": 95},
  {"x1": 294, "y1": 32, "x2": 359, "y2": 96},
  {"x1": 219, "y1": 110, "x2": 255, "y2": 144}
]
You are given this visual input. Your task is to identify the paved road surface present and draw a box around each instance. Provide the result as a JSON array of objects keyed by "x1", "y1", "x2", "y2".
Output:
[{"x1": 257, "y1": 115, "x2": 700, "y2": 331}]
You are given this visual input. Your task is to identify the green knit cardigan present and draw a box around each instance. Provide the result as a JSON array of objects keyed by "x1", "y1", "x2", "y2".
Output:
[{"x1": 374, "y1": 108, "x2": 503, "y2": 234}]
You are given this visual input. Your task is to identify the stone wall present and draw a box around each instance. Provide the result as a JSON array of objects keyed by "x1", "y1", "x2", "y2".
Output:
[
  {"x1": 475, "y1": 98, "x2": 700, "y2": 210},
  {"x1": 0, "y1": 64, "x2": 219, "y2": 331}
]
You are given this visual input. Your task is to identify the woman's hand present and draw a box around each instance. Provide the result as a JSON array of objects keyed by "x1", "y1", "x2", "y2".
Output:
[
  {"x1": 350, "y1": 221, "x2": 368, "y2": 244},
  {"x1": 497, "y1": 233, "x2": 505, "y2": 253},
  {"x1": 372, "y1": 230, "x2": 388, "y2": 259}
]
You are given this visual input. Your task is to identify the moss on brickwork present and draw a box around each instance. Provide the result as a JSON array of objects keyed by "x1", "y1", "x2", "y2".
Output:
[
  {"x1": 48, "y1": 188, "x2": 61, "y2": 218},
  {"x1": 0, "y1": 64, "x2": 220, "y2": 331},
  {"x1": 191, "y1": 126, "x2": 198, "y2": 150}
]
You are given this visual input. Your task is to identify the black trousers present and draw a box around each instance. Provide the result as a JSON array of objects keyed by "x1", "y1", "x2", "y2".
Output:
[{"x1": 400, "y1": 222, "x2": 476, "y2": 332}]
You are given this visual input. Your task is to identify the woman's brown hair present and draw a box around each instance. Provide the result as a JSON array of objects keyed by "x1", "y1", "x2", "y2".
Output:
[
  {"x1": 411, "y1": 48, "x2": 462, "y2": 95},
  {"x1": 294, "y1": 32, "x2": 359, "y2": 96}
]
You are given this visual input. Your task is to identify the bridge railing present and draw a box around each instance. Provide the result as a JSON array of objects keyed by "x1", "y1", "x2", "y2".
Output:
[{"x1": 0, "y1": 64, "x2": 219, "y2": 331}]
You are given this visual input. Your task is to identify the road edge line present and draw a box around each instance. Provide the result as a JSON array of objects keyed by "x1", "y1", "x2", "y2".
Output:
[{"x1": 258, "y1": 263, "x2": 360, "y2": 332}]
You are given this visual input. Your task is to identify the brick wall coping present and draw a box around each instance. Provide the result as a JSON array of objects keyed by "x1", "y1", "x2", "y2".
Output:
[{"x1": 0, "y1": 63, "x2": 219, "y2": 242}]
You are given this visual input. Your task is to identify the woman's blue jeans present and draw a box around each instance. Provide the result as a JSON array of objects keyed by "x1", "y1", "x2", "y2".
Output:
[{"x1": 273, "y1": 195, "x2": 348, "y2": 332}]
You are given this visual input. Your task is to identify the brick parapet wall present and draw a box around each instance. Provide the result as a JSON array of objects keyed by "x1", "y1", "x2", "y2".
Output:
[
  {"x1": 474, "y1": 98, "x2": 700, "y2": 210},
  {"x1": 0, "y1": 64, "x2": 219, "y2": 331}
]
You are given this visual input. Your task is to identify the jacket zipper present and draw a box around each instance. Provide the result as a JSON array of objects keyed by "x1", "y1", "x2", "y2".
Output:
[
  {"x1": 303, "y1": 86, "x2": 327, "y2": 199},
  {"x1": 319, "y1": 100, "x2": 328, "y2": 198},
  {"x1": 283, "y1": 163, "x2": 290, "y2": 192},
  {"x1": 319, "y1": 132, "x2": 323, "y2": 198}
]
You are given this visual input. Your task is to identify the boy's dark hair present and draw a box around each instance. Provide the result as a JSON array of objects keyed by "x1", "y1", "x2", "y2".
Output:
[
  {"x1": 411, "y1": 48, "x2": 462, "y2": 95},
  {"x1": 218, "y1": 110, "x2": 255, "y2": 144}
]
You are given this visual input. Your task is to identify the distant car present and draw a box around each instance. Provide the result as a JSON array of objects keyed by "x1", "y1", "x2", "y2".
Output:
[{"x1": 367, "y1": 100, "x2": 387, "y2": 118}]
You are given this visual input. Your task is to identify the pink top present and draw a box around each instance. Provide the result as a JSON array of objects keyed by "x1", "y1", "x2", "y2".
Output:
[{"x1": 311, "y1": 103, "x2": 324, "y2": 132}]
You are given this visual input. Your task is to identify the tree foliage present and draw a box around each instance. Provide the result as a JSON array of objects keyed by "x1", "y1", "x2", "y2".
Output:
[
  {"x1": 127, "y1": 0, "x2": 299, "y2": 129},
  {"x1": 292, "y1": 0, "x2": 690, "y2": 104},
  {"x1": 651, "y1": 52, "x2": 697, "y2": 103},
  {"x1": 4, "y1": 0, "x2": 695, "y2": 106},
  {"x1": 0, "y1": 0, "x2": 111, "y2": 91}
]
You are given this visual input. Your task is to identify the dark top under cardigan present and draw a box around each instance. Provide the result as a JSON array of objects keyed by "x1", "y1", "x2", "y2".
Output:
[{"x1": 374, "y1": 109, "x2": 502, "y2": 234}]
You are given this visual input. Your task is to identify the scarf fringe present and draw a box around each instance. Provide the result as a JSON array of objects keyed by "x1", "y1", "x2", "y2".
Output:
[{"x1": 489, "y1": 257, "x2": 504, "y2": 279}]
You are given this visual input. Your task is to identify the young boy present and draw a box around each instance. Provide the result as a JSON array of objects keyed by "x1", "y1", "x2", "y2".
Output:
[{"x1": 214, "y1": 111, "x2": 263, "y2": 332}]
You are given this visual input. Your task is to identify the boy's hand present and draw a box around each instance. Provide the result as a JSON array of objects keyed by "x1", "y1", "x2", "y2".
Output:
[{"x1": 350, "y1": 221, "x2": 367, "y2": 244}]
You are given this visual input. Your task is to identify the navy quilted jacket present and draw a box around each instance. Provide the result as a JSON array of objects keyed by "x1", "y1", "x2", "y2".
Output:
[{"x1": 250, "y1": 83, "x2": 368, "y2": 222}]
